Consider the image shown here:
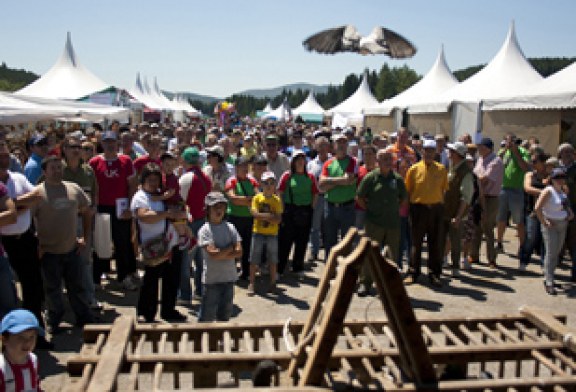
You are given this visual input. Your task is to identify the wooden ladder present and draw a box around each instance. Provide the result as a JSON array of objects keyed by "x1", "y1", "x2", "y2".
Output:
[{"x1": 287, "y1": 227, "x2": 369, "y2": 386}]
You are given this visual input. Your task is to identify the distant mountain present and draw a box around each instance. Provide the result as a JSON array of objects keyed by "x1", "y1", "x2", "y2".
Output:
[{"x1": 234, "y1": 83, "x2": 330, "y2": 99}]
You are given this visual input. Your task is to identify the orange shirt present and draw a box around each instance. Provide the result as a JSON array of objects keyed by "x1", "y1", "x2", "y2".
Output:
[{"x1": 385, "y1": 143, "x2": 417, "y2": 174}]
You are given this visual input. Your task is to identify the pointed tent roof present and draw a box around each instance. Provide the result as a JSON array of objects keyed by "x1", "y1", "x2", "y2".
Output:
[
  {"x1": 327, "y1": 72, "x2": 379, "y2": 115},
  {"x1": 171, "y1": 94, "x2": 201, "y2": 114},
  {"x1": 152, "y1": 77, "x2": 178, "y2": 110},
  {"x1": 365, "y1": 46, "x2": 459, "y2": 115},
  {"x1": 483, "y1": 61, "x2": 576, "y2": 110},
  {"x1": 409, "y1": 22, "x2": 543, "y2": 113},
  {"x1": 292, "y1": 91, "x2": 325, "y2": 116},
  {"x1": 129, "y1": 73, "x2": 165, "y2": 110},
  {"x1": 262, "y1": 97, "x2": 292, "y2": 121},
  {"x1": 262, "y1": 101, "x2": 273, "y2": 113},
  {"x1": 16, "y1": 32, "x2": 111, "y2": 100}
]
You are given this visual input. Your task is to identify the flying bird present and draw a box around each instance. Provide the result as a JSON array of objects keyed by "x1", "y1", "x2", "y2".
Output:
[{"x1": 303, "y1": 25, "x2": 417, "y2": 58}]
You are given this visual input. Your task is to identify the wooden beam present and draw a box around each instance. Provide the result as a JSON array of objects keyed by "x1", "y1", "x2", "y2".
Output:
[{"x1": 86, "y1": 315, "x2": 134, "y2": 392}]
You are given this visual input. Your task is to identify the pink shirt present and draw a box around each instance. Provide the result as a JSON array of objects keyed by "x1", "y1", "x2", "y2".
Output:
[{"x1": 473, "y1": 152, "x2": 504, "y2": 197}]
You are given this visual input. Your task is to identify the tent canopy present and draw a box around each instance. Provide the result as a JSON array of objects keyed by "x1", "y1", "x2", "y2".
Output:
[
  {"x1": 261, "y1": 98, "x2": 292, "y2": 121},
  {"x1": 16, "y1": 32, "x2": 111, "y2": 100},
  {"x1": 483, "y1": 61, "x2": 576, "y2": 110},
  {"x1": 292, "y1": 91, "x2": 325, "y2": 116},
  {"x1": 408, "y1": 23, "x2": 543, "y2": 114},
  {"x1": 0, "y1": 91, "x2": 129, "y2": 124},
  {"x1": 365, "y1": 46, "x2": 458, "y2": 116},
  {"x1": 327, "y1": 72, "x2": 379, "y2": 116}
]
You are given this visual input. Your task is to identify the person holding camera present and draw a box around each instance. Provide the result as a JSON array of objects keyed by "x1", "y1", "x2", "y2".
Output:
[{"x1": 496, "y1": 133, "x2": 531, "y2": 255}]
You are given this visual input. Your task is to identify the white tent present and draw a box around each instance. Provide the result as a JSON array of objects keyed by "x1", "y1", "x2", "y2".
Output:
[
  {"x1": 326, "y1": 72, "x2": 379, "y2": 127},
  {"x1": 171, "y1": 94, "x2": 201, "y2": 115},
  {"x1": 129, "y1": 73, "x2": 165, "y2": 110},
  {"x1": 327, "y1": 72, "x2": 379, "y2": 116},
  {"x1": 408, "y1": 22, "x2": 543, "y2": 139},
  {"x1": 262, "y1": 98, "x2": 292, "y2": 121},
  {"x1": 292, "y1": 91, "x2": 325, "y2": 116},
  {"x1": 0, "y1": 91, "x2": 129, "y2": 124},
  {"x1": 365, "y1": 46, "x2": 459, "y2": 116},
  {"x1": 483, "y1": 61, "x2": 576, "y2": 110},
  {"x1": 16, "y1": 33, "x2": 111, "y2": 100},
  {"x1": 409, "y1": 23, "x2": 543, "y2": 114},
  {"x1": 262, "y1": 101, "x2": 273, "y2": 113}
]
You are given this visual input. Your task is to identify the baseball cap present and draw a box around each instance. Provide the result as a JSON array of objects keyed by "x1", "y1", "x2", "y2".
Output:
[
  {"x1": 447, "y1": 141, "x2": 467, "y2": 157},
  {"x1": 206, "y1": 145, "x2": 224, "y2": 157},
  {"x1": 204, "y1": 191, "x2": 228, "y2": 206},
  {"x1": 28, "y1": 135, "x2": 48, "y2": 147},
  {"x1": 291, "y1": 149, "x2": 307, "y2": 159},
  {"x1": 1, "y1": 309, "x2": 44, "y2": 336},
  {"x1": 181, "y1": 146, "x2": 200, "y2": 164},
  {"x1": 422, "y1": 139, "x2": 437, "y2": 149},
  {"x1": 479, "y1": 137, "x2": 494, "y2": 149},
  {"x1": 331, "y1": 133, "x2": 347, "y2": 142},
  {"x1": 101, "y1": 131, "x2": 117, "y2": 141},
  {"x1": 550, "y1": 168, "x2": 567, "y2": 180},
  {"x1": 261, "y1": 171, "x2": 276, "y2": 182}
]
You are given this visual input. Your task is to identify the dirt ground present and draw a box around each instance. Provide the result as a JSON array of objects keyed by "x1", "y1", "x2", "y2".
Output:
[{"x1": 36, "y1": 227, "x2": 576, "y2": 391}]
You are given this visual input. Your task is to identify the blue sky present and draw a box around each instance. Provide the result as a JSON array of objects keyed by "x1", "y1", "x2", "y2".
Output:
[{"x1": 1, "y1": 0, "x2": 574, "y2": 98}]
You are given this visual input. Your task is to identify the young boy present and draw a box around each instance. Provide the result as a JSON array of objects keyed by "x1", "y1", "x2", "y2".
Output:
[
  {"x1": 0, "y1": 309, "x2": 43, "y2": 391},
  {"x1": 197, "y1": 192, "x2": 242, "y2": 322},
  {"x1": 249, "y1": 171, "x2": 283, "y2": 295}
]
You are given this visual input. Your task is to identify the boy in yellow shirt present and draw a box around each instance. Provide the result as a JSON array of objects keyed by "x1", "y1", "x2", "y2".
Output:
[{"x1": 249, "y1": 171, "x2": 283, "y2": 295}]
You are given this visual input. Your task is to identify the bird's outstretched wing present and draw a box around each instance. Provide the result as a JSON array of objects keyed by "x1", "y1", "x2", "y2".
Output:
[
  {"x1": 372, "y1": 26, "x2": 417, "y2": 58},
  {"x1": 303, "y1": 25, "x2": 360, "y2": 54}
]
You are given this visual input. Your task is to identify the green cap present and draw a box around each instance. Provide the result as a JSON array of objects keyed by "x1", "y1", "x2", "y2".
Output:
[{"x1": 181, "y1": 147, "x2": 200, "y2": 164}]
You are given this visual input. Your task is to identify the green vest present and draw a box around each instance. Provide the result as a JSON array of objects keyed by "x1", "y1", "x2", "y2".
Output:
[{"x1": 444, "y1": 161, "x2": 471, "y2": 219}]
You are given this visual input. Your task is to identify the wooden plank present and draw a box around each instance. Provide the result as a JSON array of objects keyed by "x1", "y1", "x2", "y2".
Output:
[
  {"x1": 368, "y1": 241, "x2": 437, "y2": 385},
  {"x1": 521, "y1": 306, "x2": 576, "y2": 353},
  {"x1": 287, "y1": 227, "x2": 358, "y2": 381},
  {"x1": 298, "y1": 236, "x2": 368, "y2": 386},
  {"x1": 86, "y1": 315, "x2": 134, "y2": 392}
]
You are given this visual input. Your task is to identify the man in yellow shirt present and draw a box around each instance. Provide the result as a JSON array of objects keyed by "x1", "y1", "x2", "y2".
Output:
[{"x1": 404, "y1": 139, "x2": 448, "y2": 287}]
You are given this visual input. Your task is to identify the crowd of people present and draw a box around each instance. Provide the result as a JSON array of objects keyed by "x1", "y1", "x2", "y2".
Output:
[{"x1": 0, "y1": 119, "x2": 574, "y2": 356}]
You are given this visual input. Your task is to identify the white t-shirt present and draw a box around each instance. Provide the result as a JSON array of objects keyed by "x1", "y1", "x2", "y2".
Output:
[
  {"x1": 0, "y1": 171, "x2": 34, "y2": 235},
  {"x1": 131, "y1": 189, "x2": 167, "y2": 243}
]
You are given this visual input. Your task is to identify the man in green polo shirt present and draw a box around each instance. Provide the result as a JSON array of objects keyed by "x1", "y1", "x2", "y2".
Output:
[
  {"x1": 319, "y1": 133, "x2": 358, "y2": 260},
  {"x1": 356, "y1": 150, "x2": 407, "y2": 296}
]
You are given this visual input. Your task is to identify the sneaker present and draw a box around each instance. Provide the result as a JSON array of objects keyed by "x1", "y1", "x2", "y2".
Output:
[
  {"x1": 247, "y1": 284, "x2": 255, "y2": 296},
  {"x1": 519, "y1": 263, "x2": 527, "y2": 272},
  {"x1": 121, "y1": 276, "x2": 138, "y2": 291},
  {"x1": 488, "y1": 261, "x2": 497, "y2": 269},
  {"x1": 429, "y1": 275, "x2": 442, "y2": 288},
  {"x1": 403, "y1": 275, "x2": 417, "y2": 285},
  {"x1": 357, "y1": 286, "x2": 370, "y2": 297},
  {"x1": 461, "y1": 259, "x2": 471, "y2": 270},
  {"x1": 496, "y1": 241, "x2": 504, "y2": 253},
  {"x1": 90, "y1": 301, "x2": 104, "y2": 310}
]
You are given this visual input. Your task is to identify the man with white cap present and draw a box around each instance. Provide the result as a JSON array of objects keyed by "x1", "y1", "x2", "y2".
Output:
[
  {"x1": 439, "y1": 141, "x2": 474, "y2": 276},
  {"x1": 404, "y1": 138, "x2": 448, "y2": 287},
  {"x1": 319, "y1": 132, "x2": 358, "y2": 260}
]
